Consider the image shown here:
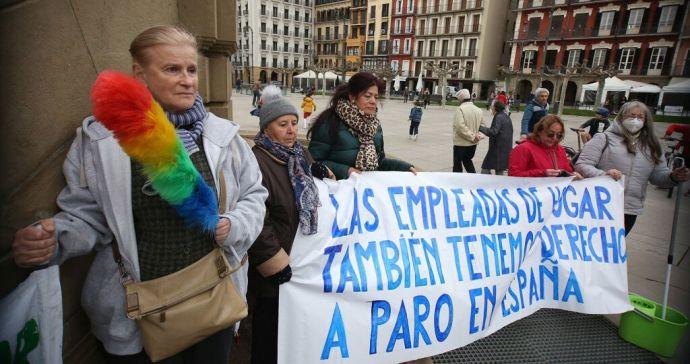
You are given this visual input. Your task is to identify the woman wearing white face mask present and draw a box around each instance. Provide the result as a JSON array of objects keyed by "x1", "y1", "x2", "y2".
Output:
[{"x1": 575, "y1": 101, "x2": 689, "y2": 235}]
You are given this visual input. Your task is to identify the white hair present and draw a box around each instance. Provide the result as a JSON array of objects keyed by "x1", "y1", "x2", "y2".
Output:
[
  {"x1": 535, "y1": 87, "x2": 550, "y2": 97},
  {"x1": 261, "y1": 85, "x2": 283, "y2": 104},
  {"x1": 456, "y1": 89, "x2": 471, "y2": 101}
]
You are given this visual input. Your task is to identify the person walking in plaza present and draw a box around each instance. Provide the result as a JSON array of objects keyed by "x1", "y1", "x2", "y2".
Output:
[
  {"x1": 235, "y1": 77, "x2": 242, "y2": 93},
  {"x1": 249, "y1": 97, "x2": 331, "y2": 364},
  {"x1": 403, "y1": 87, "x2": 410, "y2": 103},
  {"x1": 578, "y1": 107, "x2": 610, "y2": 143},
  {"x1": 520, "y1": 87, "x2": 549, "y2": 140},
  {"x1": 520, "y1": 87, "x2": 550, "y2": 139},
  {"x1": 496, "y1": 90, "x2": 510, "y2": 115},
  {"x1": 10, "y1": 25, "x2": 268, "y2": 363},
  {"x1": 487, "y1": 90, "x2": 495, "y2": 111},
  {"x1": 479, "y1": 101, "x2": 513, "y2": 175},
  {"x1": 300, "y1": 91, "x2": 316, "y2": 129},
  {"x1": 252, "y1": 81, "x2": 262, "y2": 106},
  {"x1": 453, "y1": 89, "x2": 484, "y2": 173},
  {"x1": 422, "y1": 88, "x2": 431, "y2": 109},
  {"x1": 408, "y1": 100, "x2": 423, "y2": 141},
  {"x1": 308, "y1": 72, "x2": 417, "y2": 180},
  {"x1": 575, "y1": 101, "x2": 689, "y2": 235},
  {"x1": 250, "y1": 85, "x2": 282, "y2": 117},
  {"x1": 509, "y1": 115, "x2": 581, "y2": 179}
]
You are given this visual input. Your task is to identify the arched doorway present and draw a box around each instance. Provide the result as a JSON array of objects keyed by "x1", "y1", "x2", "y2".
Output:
[
  {"x1": 565, "y1": 81, "x2": 578, "y2": 106},
  {"x1": 517, "y1": 79, "x2": 532, "y2": 103},
  {"x1": 270, "y1": 71, "x2": 278, "y2": 82},
  {"x1": 541, "y1": 80, "x2": 554, "y2": 103},
  {"x1": 245, "y1": 69, "x2": 251, "y2": 83},
  {"x1": 259, "y1": 70, "x2": 267, "y2": 83}
]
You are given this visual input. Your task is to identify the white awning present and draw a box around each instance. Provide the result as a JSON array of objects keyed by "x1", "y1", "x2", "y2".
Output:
[
  {"x1": 581, "y1": 77, "x2": 632, "y2": 92},
  {"x1": 661, "y1": 78, "x2": 690, "y2": 94},
  {"x1": 630, "y1": 84, "x2": 661, "y2": 94},
  {"x1": 293, "y1": 70, "x2": 317, "y2": 79}
]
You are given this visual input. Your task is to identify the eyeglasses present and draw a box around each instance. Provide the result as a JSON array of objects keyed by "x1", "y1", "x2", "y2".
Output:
[{"x1": 545, "y1": 132, "x2": 563, "y2": 139}]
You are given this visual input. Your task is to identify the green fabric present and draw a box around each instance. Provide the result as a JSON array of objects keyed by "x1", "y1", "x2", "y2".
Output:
[
  {"x1": 132, "y1": 142, "x2": 217, "y2": 281},
  {"x1": 308, "y1": 115, "x2": 412, "y2": 179}
]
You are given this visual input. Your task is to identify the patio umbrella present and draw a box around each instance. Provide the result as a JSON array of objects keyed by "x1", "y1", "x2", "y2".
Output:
[
  {"x1": 416, "y1": 65, "x2": 424, "y2": 93},
  {"x1": 394, "y1": 75, "x2": 401, "y2": 92}
]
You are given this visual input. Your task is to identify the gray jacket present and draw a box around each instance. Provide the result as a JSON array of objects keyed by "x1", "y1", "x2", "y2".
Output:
[
  {"x1": 52, "y1": 114, "x2": 267, "y2": 355},
  {"x1": 575, "y1": 122, "x2": 674, "y2": 215}
]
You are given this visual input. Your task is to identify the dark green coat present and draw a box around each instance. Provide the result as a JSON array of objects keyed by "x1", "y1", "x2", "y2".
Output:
[{"x1": 308, "y1": 112, "x2": 413, "y2": 179}]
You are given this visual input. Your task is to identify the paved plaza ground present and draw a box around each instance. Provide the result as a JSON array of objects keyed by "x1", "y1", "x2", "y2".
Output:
[{"x1": 231, "y1": 92, "x2": 690, "y2": 362}]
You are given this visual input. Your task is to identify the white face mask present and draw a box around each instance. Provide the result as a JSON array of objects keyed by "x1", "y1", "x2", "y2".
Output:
[{"x1": 622, "y1": 118, "x2": 644, "y2": 133}]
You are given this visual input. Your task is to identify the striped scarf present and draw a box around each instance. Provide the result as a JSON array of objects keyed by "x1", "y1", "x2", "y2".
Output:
[
  {"x1": 254, "y1": 132, "x2": 320, "y2": 235},
  {"x1": 167, "y1": 95, "x2": 207, "y2": 154}
]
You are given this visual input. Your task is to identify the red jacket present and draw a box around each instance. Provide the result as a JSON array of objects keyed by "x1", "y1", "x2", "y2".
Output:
[
  {"x1": 664, "y1": 124, "x2": 690, "y2": 160},
  {"x1": 496, "y1": 94, "x2": 508, "y2": 105},
  {"x1": 509, "y1": 139, "x2": 573, "y2": 177}
]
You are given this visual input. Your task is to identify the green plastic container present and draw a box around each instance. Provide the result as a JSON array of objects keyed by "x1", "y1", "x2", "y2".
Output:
[{"x1": 619, "y1": 293, "x2": 689, "y2": 357}]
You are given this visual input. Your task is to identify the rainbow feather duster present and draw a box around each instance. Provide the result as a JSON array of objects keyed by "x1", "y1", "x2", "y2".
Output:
[{"x1": 91, "y1": 71, "x2": 219, "y2": 232}]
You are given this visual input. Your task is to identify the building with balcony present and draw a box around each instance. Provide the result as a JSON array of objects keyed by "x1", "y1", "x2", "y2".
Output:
[
  {"x1": 362, "y1": 0, "x2": 393, "y2": 70},
  {"x1": 671, "y1": 4, "x2": 690, "y2": 78},
  {"x1": 507, "y1": 0, "x2": 687, "y2": 106},
  {"x1": 315, "y1": 0, "x2": 350, "y2": 69},
  {"x1": 348, "y1": 0, "x2": 369, "y2": 65},
  {"x1": 412, "y1": 0, "x2": 510, "y2": 97},
  {"x1": 232, "y1": 0, "x2": 314, "y2": 87},
  {"x1": 390, "y1": 0, "x2": 417, "y2": 85}
]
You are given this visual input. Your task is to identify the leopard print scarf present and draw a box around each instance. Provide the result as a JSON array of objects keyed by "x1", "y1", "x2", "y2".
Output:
[{"x1": 335, "y1": 99, "x2": 380, "y2": 171}]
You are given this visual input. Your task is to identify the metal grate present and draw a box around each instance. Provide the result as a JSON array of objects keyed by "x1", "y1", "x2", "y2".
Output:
[{"x1": 433, "y1": 309, "x2": 661, "y2": 363}]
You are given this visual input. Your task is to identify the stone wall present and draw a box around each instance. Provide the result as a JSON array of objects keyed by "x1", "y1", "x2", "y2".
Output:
[{"x1": 0, "y1": 0, "x2": 236, "y2": 361}]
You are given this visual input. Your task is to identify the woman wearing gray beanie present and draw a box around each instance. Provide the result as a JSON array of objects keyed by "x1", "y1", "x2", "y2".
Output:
[{"x1": 249, "y1": 96, "x2": 332, "y2": 363}]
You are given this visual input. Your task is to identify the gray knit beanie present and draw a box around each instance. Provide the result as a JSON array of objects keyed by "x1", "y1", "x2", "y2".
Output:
[{"x1": 259, "y1": 98, "x2": 300, "y2": 131}]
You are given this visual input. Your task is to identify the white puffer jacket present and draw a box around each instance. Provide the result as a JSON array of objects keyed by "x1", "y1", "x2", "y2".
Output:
[{"x1": 575, "y1": 122, "x2": 675, "y2": 215}]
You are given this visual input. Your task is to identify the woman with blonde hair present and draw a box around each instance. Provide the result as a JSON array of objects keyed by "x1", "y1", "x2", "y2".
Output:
[{"x1": 12, "y1": 25, "x2": 267, "y2": 362}]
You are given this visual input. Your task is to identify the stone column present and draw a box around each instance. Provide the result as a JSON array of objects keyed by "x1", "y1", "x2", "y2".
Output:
[{"x1": 180, "y1": 0, "x2": 237, "y2": 119}]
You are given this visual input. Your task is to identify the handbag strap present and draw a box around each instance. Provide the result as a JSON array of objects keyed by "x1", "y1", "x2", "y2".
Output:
[{"x1": 111, "y1": 146, "x2": 248, "y2": 288}]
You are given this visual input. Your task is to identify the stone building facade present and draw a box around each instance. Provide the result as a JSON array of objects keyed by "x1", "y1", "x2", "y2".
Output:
[
  {"x1": 390, "y1": 0, "x2": 418, "y2": 81},
  {"x1": 232, "y1": 0, "x2": 314, "y2": 87},
  {"x1": 412, "y1": 0, "x2": 510, "y2": 97},
  {"x1": 0, "y1": 0, "x2": 238, "y2": 361},
  {"x1": 315, "y1": 0, "x2": 350, "y2": 69},
  {"x1": 362, "y1": 0, "x2": 393, "y2": 69},
  {"x1": 507, "y1": 0, "x2": 687, "y2": 106}
]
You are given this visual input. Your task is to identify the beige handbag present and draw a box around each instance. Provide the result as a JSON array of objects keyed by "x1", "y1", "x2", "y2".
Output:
[{"x1": 113, "y1": 170, "x2": 248, "y2": 362}]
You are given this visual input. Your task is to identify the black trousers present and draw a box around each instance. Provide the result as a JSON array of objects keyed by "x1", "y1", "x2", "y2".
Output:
[
  {"x1": 624, "y1": 214, "x2": 637, "y2": 236},
  {"x1": 453, "y1": 145, "x2": 477, "y2": 173},
  {"x1": 251, "y1": 296, "x2": 279, "y2": 364},
  {"x1": 102, "y1": 326, "x2": 234, "y2": 364},
  {"x1": 252, "y1": 93, "x2": 260, "y2": 106},
  {"x1": 409, "y1": 121, "x2": 420, "y2": 135}
]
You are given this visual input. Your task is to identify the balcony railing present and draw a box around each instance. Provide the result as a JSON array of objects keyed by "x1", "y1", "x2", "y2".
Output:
[
  {"x1": 419, "y1": 0, "x2": 482, "y2": 14},
  {"x1": 417, "y1": 48, "x2": 479, "y2": 58},
  {"x1": 417, "y1": 24, "x2": 481, "y2": 36},
  {"x1": 514, "y1": 21, "x2": 680, "y2": 41}
]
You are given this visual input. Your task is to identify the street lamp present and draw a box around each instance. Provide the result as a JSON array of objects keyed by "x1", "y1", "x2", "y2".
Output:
[{"x1": 243, "y1": 25, "x2": 254, "y2": 84}]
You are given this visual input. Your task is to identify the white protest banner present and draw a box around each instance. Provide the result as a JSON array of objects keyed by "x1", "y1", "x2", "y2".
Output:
[
  {"x1": 1, "y1": 266, "x2": 63, "y2": 364},
  {"x1": 278, "y1": 173, "x2": 631, "y2": 363}
]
